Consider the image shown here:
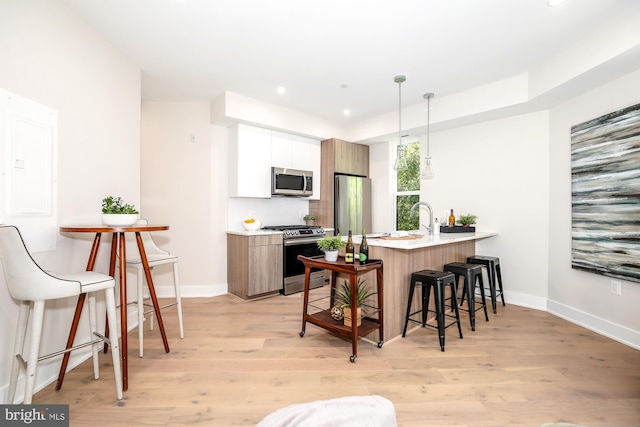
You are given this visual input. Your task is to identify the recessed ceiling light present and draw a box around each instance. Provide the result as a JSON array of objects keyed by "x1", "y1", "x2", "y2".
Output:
[
  {"x1": 277, "y1": 86, "x2": 286, "y2": 95},
  {"x1": 343, "y1": 109, "x2": 351, "y2": 116},
  {"x1": 547, "y1": 0, "x2": 567, "y2": 7}
]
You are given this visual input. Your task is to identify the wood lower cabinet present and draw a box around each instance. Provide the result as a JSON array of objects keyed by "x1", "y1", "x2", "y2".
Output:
[{"x1": 227, "y1": 233, "x2": 283, "y2": 299}]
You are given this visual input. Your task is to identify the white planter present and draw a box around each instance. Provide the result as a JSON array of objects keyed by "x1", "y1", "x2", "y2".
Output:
[
  {"x1": 324, "y1": 250, "x2": 339, "y2": 262},
  {"x1": 102, "y1": 213, "x2": 139, "y2": 226}
]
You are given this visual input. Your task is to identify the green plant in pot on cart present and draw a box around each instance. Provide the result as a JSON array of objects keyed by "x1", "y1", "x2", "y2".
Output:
[
  {"x1": 331, "y1": 278, "x2": 374, "y2": 326},
  {"x1": 101, "y1": 196, "x2": 139, "y2": 226},
  {"x1": 458, "y1": 213, "x2": 477, "y2": 227},
  {"x1": 317, "y1": 234, "x2": 345, "y2": 262}
]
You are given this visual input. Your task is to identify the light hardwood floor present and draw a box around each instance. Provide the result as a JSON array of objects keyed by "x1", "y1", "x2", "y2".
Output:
[{"x1": 34, "y1": 289, "x2": 640, "y2": 426}]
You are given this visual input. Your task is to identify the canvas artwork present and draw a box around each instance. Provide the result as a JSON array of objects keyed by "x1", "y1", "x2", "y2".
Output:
[{"x1": 571, "y1": 102, "x2": 640, "y2": 283}]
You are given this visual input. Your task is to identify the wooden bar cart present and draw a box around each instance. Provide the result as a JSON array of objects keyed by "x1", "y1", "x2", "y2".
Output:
[{"x1": 297, "y1": 255, "x2": 384, "y2": 362}]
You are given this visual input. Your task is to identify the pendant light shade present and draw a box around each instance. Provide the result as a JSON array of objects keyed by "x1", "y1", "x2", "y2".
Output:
[
  {"x1": 394, "y1": 145, "x2": 407, "y2": 171},
  {"x1": 421, "y1": 92, "x2": 435, "y2": 180},
  {"x1": 393, "y1": 75, "x2": 407, "y2": 171}
]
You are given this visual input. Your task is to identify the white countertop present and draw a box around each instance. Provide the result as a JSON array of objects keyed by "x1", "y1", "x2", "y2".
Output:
[
  {"x1": 356, "y1": 231, "x2": 497, "y2": 250},
  {"x1": 227, "y1": 228, "x2": 497, "y2": 250},
  {"x1": 226, "y1": 229, "x2": 284, "y2": 236}
]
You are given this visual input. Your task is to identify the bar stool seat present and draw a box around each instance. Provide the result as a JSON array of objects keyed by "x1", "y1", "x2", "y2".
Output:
[
  {"x1": 402, "y1": 270, "x2": 462, "y2": 351},
  {"x1": 443, "y1": 262, "x2": 489, "y2": 331},
  {"x1": 466, "y1": 255, "x2": 505, "y2": 313}
]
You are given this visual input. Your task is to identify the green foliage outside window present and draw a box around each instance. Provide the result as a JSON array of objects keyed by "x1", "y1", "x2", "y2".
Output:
[
  {"x1": 396, "y1": 142, "x2": 420, "y2": 231},
  {"x1": 397, "y1": 194, "x2": 419, "y2": 230},
  {"x1": 396, "y1": 143, "x2": 420, "y2": 192}
]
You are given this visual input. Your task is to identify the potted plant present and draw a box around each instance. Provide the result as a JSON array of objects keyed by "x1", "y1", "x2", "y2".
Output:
[
  {"x1": 458, "y1": 214, "x2": 477, "y2": 227},
  {"x1": 317, "y1": 234, "x2": 344, "y2": 262},
  {"x1": 101, "y1": 196, "x2": 139, "y2": 226},
  {"x1": 303, "y1": 214, "x2": 316, "y2": 226},
  {"x1": 334, "y1": 278, "x2": 374, "y2": 326}
]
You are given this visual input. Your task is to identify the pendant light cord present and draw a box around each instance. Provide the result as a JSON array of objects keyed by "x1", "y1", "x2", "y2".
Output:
[
  {"x1": 395, "y1": 75, "x2": 406, "y2": 147},
  {"x1": 398, "y1": 79, "x2": 402, "y2": 147},
  {"x1": 423, "y1": 93, "x2": 434, "y2": 158}
]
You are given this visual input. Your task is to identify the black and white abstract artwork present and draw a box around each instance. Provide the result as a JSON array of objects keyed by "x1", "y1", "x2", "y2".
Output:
[{"x1": 571, "y1": 103, "x2": 640, "y2": 283}]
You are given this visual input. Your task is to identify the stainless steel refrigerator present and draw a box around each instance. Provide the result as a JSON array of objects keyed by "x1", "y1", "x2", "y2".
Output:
[{"x1": 334, "y1": 174, "x2": 372, "y2": 236}]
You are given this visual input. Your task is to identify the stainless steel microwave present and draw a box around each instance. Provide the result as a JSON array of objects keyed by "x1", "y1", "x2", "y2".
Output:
[{"x1": 271, "y1": 167, "x2": 313, "y2": 197}]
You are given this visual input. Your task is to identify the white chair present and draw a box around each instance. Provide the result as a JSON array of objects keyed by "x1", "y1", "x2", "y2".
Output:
[
  {"x1": 125, "y1": 219, "x2": 184, "y2": 357},
  {"x1": 0, "y1": 225, "x2": 122, "y2": 404}
]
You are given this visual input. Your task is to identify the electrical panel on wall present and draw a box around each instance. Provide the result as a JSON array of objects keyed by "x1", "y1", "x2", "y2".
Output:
[{"x1": 0, "y1": 89, "x2": 58, "y2": 253}]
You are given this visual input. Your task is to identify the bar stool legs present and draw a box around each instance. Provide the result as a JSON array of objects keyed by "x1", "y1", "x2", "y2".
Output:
[
  {"x1": 467, "y1": 255, "x2": 505, "y2": 313},
  {"x1": 444, "y1": 262, "x2": 489, "y2": 331},
  {"x1": 402, "y1": 270, "x2": 462, "y2": 351}
]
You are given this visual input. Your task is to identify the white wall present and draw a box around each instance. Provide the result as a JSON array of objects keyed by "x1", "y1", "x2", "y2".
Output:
[
  {"x1": 0, "y1": 0, "x2": 141, "y2": 402},
  {"x1": 420, "y1": 111, "x2": 551, "y2": 308},
  {"x1": 548, "y1": 69, "x2": 640, "y2": 348},
  {"x1": 141, "y1": 102, "x2": 227, "y2": 297},
  {"x1": 369, "y1": 142, "x2": 393, "y2": 233}
]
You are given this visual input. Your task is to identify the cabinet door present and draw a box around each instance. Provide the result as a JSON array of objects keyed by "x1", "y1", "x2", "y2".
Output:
[
  {"x1": 248, "y1": 235, "x2": 283, "y2": 296},
  {"x1": 292, "y1": 135, "x2": 321, "y2": 200},
  {"x1": 334, "y1": 139, "x2": 369, "y2": 176},
  {"x1": 271, "y1": 131, "x2": 293, "y2": 169},
  {"x1": 228, "y1": 124, "x2": 272, "y2": 198}
]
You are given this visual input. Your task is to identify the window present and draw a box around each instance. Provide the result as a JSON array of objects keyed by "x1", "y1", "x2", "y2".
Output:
[{"x1": 395, "y1": 142, "x2": 420, "y2": 231}]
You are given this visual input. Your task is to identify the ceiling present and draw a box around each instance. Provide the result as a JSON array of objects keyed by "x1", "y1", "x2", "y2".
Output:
[{"x1": 61, "y1": 0, "x2": 635, "y2": 125}]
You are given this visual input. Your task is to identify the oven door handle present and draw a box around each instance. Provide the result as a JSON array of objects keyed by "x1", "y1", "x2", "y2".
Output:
[{"x1": 284, "y1": 237, "x2": 324, "y2": 246}]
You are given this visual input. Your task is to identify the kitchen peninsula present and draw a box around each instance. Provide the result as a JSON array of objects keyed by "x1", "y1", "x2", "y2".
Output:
[
  {"x1": 227, "y1": 228, "x2": 497, "y2": 340},
  {"x1": 350, "y1": 231, "x2": 497, "y2": 340}
]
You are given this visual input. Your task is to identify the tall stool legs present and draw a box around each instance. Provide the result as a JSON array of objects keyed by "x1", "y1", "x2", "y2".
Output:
[
  {"x1": 467, "y1": 255, "x2": 505, "y2": 313},
  {"x1": 444, "y1": 262, "x2": 489, "y2": 331},
  {"x1": 402, "y1": 270, "x2": 462, "y2": 351}
]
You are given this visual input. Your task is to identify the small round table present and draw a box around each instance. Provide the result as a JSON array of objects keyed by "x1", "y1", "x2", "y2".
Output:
[{"x1": 57, "y1": 224, "x2": 170, "y2": 392}]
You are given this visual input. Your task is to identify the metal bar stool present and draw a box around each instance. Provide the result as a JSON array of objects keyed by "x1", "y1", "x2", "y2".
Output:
[
  {"x1": 467, "y1": 255, "x2": 505, "y2": 313},
  {"x1": 402, "y1": 270, "x2": 463, "y2": 351},
  {"x1": 444, "y1": 262, "x2": 489, "y2": 331}
]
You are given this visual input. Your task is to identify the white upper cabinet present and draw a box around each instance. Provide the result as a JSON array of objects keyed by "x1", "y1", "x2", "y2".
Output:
[
  {"x1": 271, "y1": 131, "x2": 293, "y2": 169},
  {"x1": 229, "y1": 124, "x2": 321, "y2": 199},
  {"x1": 292, "y1": 135, "x2": 321, "y2": 200},
  {"x1": 228, "y1": 124, "x2": 272, "y2": 198}
]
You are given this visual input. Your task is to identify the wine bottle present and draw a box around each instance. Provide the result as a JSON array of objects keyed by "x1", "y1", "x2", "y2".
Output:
[
  {"x1": 345, "y1": 230, "x2": 355, "y2": 264},
  {"x1": 359, "y1": 229, "x2": 369, "y2": 264},
  {"x1": 448, "y1": 209, "x2": 455, "y2": 227}
]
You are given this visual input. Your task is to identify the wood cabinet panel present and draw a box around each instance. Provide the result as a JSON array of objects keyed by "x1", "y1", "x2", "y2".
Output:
[
  {"x1": 227, "y1": 233, "x2": 283, "y2": 299},
  {"x1": 334, "y1": 138, "x2": 369, "y2": 177}
]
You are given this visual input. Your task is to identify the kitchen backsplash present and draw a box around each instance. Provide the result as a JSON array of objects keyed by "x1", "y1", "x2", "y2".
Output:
[{"x1": 227, "y1": 197, "x2": 311, "y2": 230}]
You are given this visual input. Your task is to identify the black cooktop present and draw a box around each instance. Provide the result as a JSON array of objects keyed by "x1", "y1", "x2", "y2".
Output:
[{"x1": 262, "y1": 225, "x2": 322, "y2": 231}]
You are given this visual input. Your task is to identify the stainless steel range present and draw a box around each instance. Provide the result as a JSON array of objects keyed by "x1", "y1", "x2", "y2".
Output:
[{"x1": 262, "y1": 225, "x2": 328, "y2": 295}]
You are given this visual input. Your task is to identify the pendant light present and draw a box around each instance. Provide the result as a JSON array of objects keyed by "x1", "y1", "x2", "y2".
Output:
[
  {"x1": 393, "y1": 75, "x2": 407, "y2": 171},
  {"x1": 421, "y1": 92, "x2": 435, "y2": 180}
]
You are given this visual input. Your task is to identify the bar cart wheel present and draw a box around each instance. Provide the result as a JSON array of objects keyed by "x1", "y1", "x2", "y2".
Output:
[
  {"x1": 299, "y1": 331, "x2": 305, "y2": 337},
  {"x1": 378, "y1": 341, "x2": 384, "y2": 348},
  {"x1": 350, "y1": 355, "x2": 357, "y2": 363}
]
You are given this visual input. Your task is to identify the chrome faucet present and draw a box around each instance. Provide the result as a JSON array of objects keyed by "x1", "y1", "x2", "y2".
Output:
[{"x1": 410, "y1": 201, "x2": 434, "y2": 235}]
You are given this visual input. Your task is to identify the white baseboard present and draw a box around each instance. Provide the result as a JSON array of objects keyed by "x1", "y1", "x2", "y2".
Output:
[
  {"x1": 547, "y1": 298, "x2": 640, "y2": 350},
  {"x1": 480, "y1": 290, "x2": 639, "y2": 350},
  {"x1": 152, "y1": 283, "x2": 227, "y2": 298}
]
